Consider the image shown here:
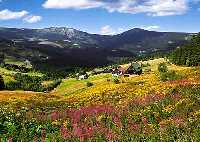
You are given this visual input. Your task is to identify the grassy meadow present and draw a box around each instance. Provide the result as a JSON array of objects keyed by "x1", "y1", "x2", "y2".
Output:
[{"x1": 0, "y1": 58, "x2": 200, "y2": 141}]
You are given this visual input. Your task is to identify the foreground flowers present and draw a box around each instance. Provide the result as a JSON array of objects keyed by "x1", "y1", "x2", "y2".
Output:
[{"x1": 0, "y1": 64, "x2": 199, "y2": 141}]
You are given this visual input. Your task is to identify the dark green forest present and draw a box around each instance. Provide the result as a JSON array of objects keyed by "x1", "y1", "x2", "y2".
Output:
[{"x1": 169, "y1": 33, "x2": 200, "y2": 66}]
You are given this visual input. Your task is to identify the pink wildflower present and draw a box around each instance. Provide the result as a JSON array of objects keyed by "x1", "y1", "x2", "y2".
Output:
[
  {"x1": 61, "y1": 125, "x2": 71, "y2": 139},
  {"x1": 142, "y1": 117, "x2": 149, "y2": 126},
  {"x1": 51, "y1": 111, "x2": 60, "y2": 121},
  {"x1": 172, "y1": 116, "x2": 185, "y2": 127},
  {"x1": 8, "y1": 137, "x2": 13, "y2": 142},
  {"x1": 41, "y1": 129, "x2": 46, "y2": 142}
]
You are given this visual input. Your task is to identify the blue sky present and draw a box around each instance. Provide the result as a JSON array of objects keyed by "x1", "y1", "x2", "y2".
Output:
[{"x1": 0, "y1": 0, "x2": 200, "y2": 34}]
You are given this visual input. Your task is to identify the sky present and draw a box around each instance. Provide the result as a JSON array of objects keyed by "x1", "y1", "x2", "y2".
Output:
[{"x1": 0, "y1": 0, "x2": 200, "y2": 35}]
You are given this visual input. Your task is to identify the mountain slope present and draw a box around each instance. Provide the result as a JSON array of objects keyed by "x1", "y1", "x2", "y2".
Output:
[{"x1": 0, "y1": 27, "x2": 193, "y2": 71}]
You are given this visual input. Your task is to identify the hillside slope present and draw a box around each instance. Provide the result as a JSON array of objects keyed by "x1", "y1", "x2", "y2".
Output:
[
  {"x1": 0, "y1": 27, "x2": 192, "y2": 70},
  {"x1": 0, "y1": 59, "x2": 199, "y2": 141}
]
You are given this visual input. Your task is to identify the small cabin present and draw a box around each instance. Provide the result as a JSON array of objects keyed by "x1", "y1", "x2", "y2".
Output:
[
  {"x1": 76, "y1": 71, "x2": 89, "y2": 80},
  {"x1": 125, "y1": 62, "x2": 142, "y2": 75},
  {"x1": 111, "y1": 66, "x2": 126, "y2": 77},
  {"x1": 92, "y1": 69, "x2": 104, "y2": 75}
]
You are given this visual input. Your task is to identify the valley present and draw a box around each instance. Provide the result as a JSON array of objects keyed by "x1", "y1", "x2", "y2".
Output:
[
  {"x1": 0, "y1": 27, "x2": 191, "y2": 71},
  {"x1": 0, "y1": 27, "x2": 199, "y2": 142}
]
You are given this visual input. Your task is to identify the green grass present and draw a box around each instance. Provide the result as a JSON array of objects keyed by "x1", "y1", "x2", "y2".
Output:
[
  {"x1": 0, "y1": 67, "x2": 44, "y2": 85},
  {"x1": 0, "y1": 67, "x2": 43, "y2": 76},
  {"x1": 55, "y1": 73, "x2": 111, "y2": 96},
  {"x1": 4, "y1": 56, "x2": 30, "y2": 67}
]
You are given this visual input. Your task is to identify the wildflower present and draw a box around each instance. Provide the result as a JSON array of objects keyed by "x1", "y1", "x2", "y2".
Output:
[
  {"x1": 37, "y1": 112, "x2": 47, "y2": 122},
  {"x1": 33, "y1": 136, "x2": 38, "y2": 142},
  {"x1": 8, "y1": 137, "x2": 13, "y2": 142},
  {"x1": 52, "y1": 120, "x2": 61, "y2": 126},
  {"x1": 171, "y1": 93, "x2": 181, "y2": 100},
  {"x1": 105, "y1": 129, "x2": 116, "y2": 142},
  {"x1": 142, "y1": 117, "x2": 149, "y2": 126},
  {"x1": 113, "y1": 115, "x2": 122, "y2": 128},
  {"x1": 25, "y1": 111, "x2": 34, "y2": 119},
  {"x1": 171, "y1": 116, "x2": 185, "y2": 127},
  {"x1": 72, "y1": 124, "x2": 82, "y2": 137},
  {"x1": 130, "y1": 123, "x2": 140, "y2": 133},
  {"x1": 159, "y1": 122, "x2": 168, "y2": 131},
  {"x1": 60, "y1": 125, "x2": 71, "y2": 139},
  {"x1": 41, "y1": 129, "x2": 46, "y2": 142},
  {"x1": 51, "y1": 111, "x2": 60, "y2": 121},
  {"x1": 164, "y1": 105, "x2": 174, "y2": 113}
]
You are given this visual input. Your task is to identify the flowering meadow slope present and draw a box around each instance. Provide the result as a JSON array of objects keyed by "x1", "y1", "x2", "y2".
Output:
[{"x1": 0, "y1": 59, "x2": 200, "y2": 141}]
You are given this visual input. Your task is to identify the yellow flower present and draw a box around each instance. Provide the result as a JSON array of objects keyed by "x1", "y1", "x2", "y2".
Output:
[
  {"x1": 52, "y1": 120, "x2": 61, "y2": 126},
  {"x1": 164, "y1": 105, "x2": 174, "y2": 113}
]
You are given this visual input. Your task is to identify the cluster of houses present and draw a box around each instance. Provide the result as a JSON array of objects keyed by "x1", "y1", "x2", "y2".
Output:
[{"x1": 77, "y1": 62, "x2": 143, "y2": 80}]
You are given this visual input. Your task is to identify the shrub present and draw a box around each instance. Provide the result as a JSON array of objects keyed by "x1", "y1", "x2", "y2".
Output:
[
  {"x1": 158, "y1": 63, "x2": 168, "y2": 73},
  {"x1": 124, "y1": 74, "x2": 130, "y2": 77},
  {"x1": 142, "y1": 63, "x2": 151, "y2": 67},
  {"x1": 43, "y1": 79, "x2": 62, "y2": 92},
  {"x1": 160, "y1": 70, "x2": 182, "y2": 82},
  {"x1": 136, "y1": 69, "x2": 143, "y2": 75},
  {"x1": 113, "y1": 78, "x2": 120, "y2": 84},
  {"x1": 5, "y1": 81, "x2": 20, "y2": 91},
  {"x1": 4, "y1": 73, "x2": 62, "y2": 92},
  {"x1": 0, "y1": 75, "x2": 4, "y2": 90},
  {"x1": 106, "y1": 78, "x2": 111, "y2": 82},
  {"x1": 86, "y1": 81, "x2": 94, "y2": 87}
]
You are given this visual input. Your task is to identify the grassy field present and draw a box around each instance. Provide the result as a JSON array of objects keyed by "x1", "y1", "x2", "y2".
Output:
[
  {"x1": 0, "y1": 58, "x2": 200, "y2": 141},
  {"x1": 0, "y1": 67, "x2": 44, "y2": 84},
  {"x1": 54, "y1": 73, "x2": 111, "y2": 96}
]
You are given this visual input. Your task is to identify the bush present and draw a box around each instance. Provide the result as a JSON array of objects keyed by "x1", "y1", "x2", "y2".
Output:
[
  {"x1": 142, "y1": 63, "x2": 151, "y2": 67},
  {"x1": 86, "y1": 82, "x2": 94, "y2": 87},
  {"x1": 106, "y1": 78, "x2": 111, "y2": 82},
  {"x1": 4, "y1": 73, "x2": 62, "y2": 92},
  {"x1": 0, "y1": 75, "x2": 4, "y2": 90},
  {"x1": 158, "y1": 63, "x2": 168, "y2": 73},
  {"x1": 43, "y1": 79, "x2": 62, "y2": 92},
  {"x1": 136, "y1": 69, "x2": 143, "y2": 75},
  {"x1": 160, "y1": 70, "x2": 182, "y2": 82},
  {"x1": 5, "y1": 81, "x2": 20, "y2": 91},
  {"x1": 113, "y1": 78, "x2": 120, "y2": 84}
]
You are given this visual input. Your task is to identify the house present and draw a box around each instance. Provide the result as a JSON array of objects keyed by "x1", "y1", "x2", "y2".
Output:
[
  {"x1": 111, "y1": 66, "x2": 126, "y2": 77},
  {"x1": 78, "y1": 75, "x2": 86, "y2": 80},
  {"x1": 125, "y1": 62, "x2": 142, "y2": 75},
  {"x1": 92, "y1": 68, "x2": 104, "y2": 75},
  {"x1": 76, "y1": 72, "x2": 89, "y2": 80},
  {"x1": 118, "y1": 66, "x2": 126, "y2": 75},
  {"x1": 111, "y1": 62, "x2": 143, "y2": 77},
  {"x1": 112, "y1": 68, "x2": 120, "y2": 77}
]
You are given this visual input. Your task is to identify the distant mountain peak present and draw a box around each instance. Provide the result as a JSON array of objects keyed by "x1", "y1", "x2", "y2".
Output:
[{"x1": 131, "y1": 28, "x2": 146, "y2": 32}]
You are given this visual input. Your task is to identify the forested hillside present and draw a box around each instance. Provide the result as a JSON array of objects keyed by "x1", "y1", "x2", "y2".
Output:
[{"x1": 169, "y1": 33, "x2": 200, "y2": 66}]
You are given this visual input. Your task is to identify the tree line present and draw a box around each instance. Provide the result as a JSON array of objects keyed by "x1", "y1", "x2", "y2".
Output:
[
  {"x1": 0, "y1": 73, "x2": 61, "y2": 92},
  {"x1": 169, "y1": 33, "x2": 200, "y2": 66}
]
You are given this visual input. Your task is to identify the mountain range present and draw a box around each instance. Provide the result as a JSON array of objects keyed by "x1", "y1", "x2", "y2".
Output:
[{"x1": 0, "y1": 27, "x2": 193, "y2": 71}]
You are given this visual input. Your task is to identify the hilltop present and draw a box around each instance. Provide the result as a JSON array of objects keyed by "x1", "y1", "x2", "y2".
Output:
[{"x1": 0, "y1": 27, "x2": 192, "y2": 71}]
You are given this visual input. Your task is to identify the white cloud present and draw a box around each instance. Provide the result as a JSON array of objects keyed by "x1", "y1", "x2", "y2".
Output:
[
  {"x1": 43, "y1": 0, "x2": 102, "y2": 9},
  {"x1": 23, "y1": 15, "x2": 42, "y2": 23},
  {"x1": 42, "y1": 0, "x2": 199, "y2": 16},
  {"x1": 0, "y1": 9, "x2": 42, "y2": 23},
  {"x1": 118, "y1": 28, "x2": 125, "y2": 33},
  {"x1": 100, "y1": 25, "x2": 161, "y2": 35},
  {"x1": 142, "y1": 25, "x2": 160, "y2": 31},
  {"x1": 0, "y1": 9, "x2": 28, "y2": 20},
  {"x1": 100, "y1": 26, "x2": 127, "y2": 35},
  {"x1": 101, "y1": 25, "x2": 115, "y2": 35}
]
